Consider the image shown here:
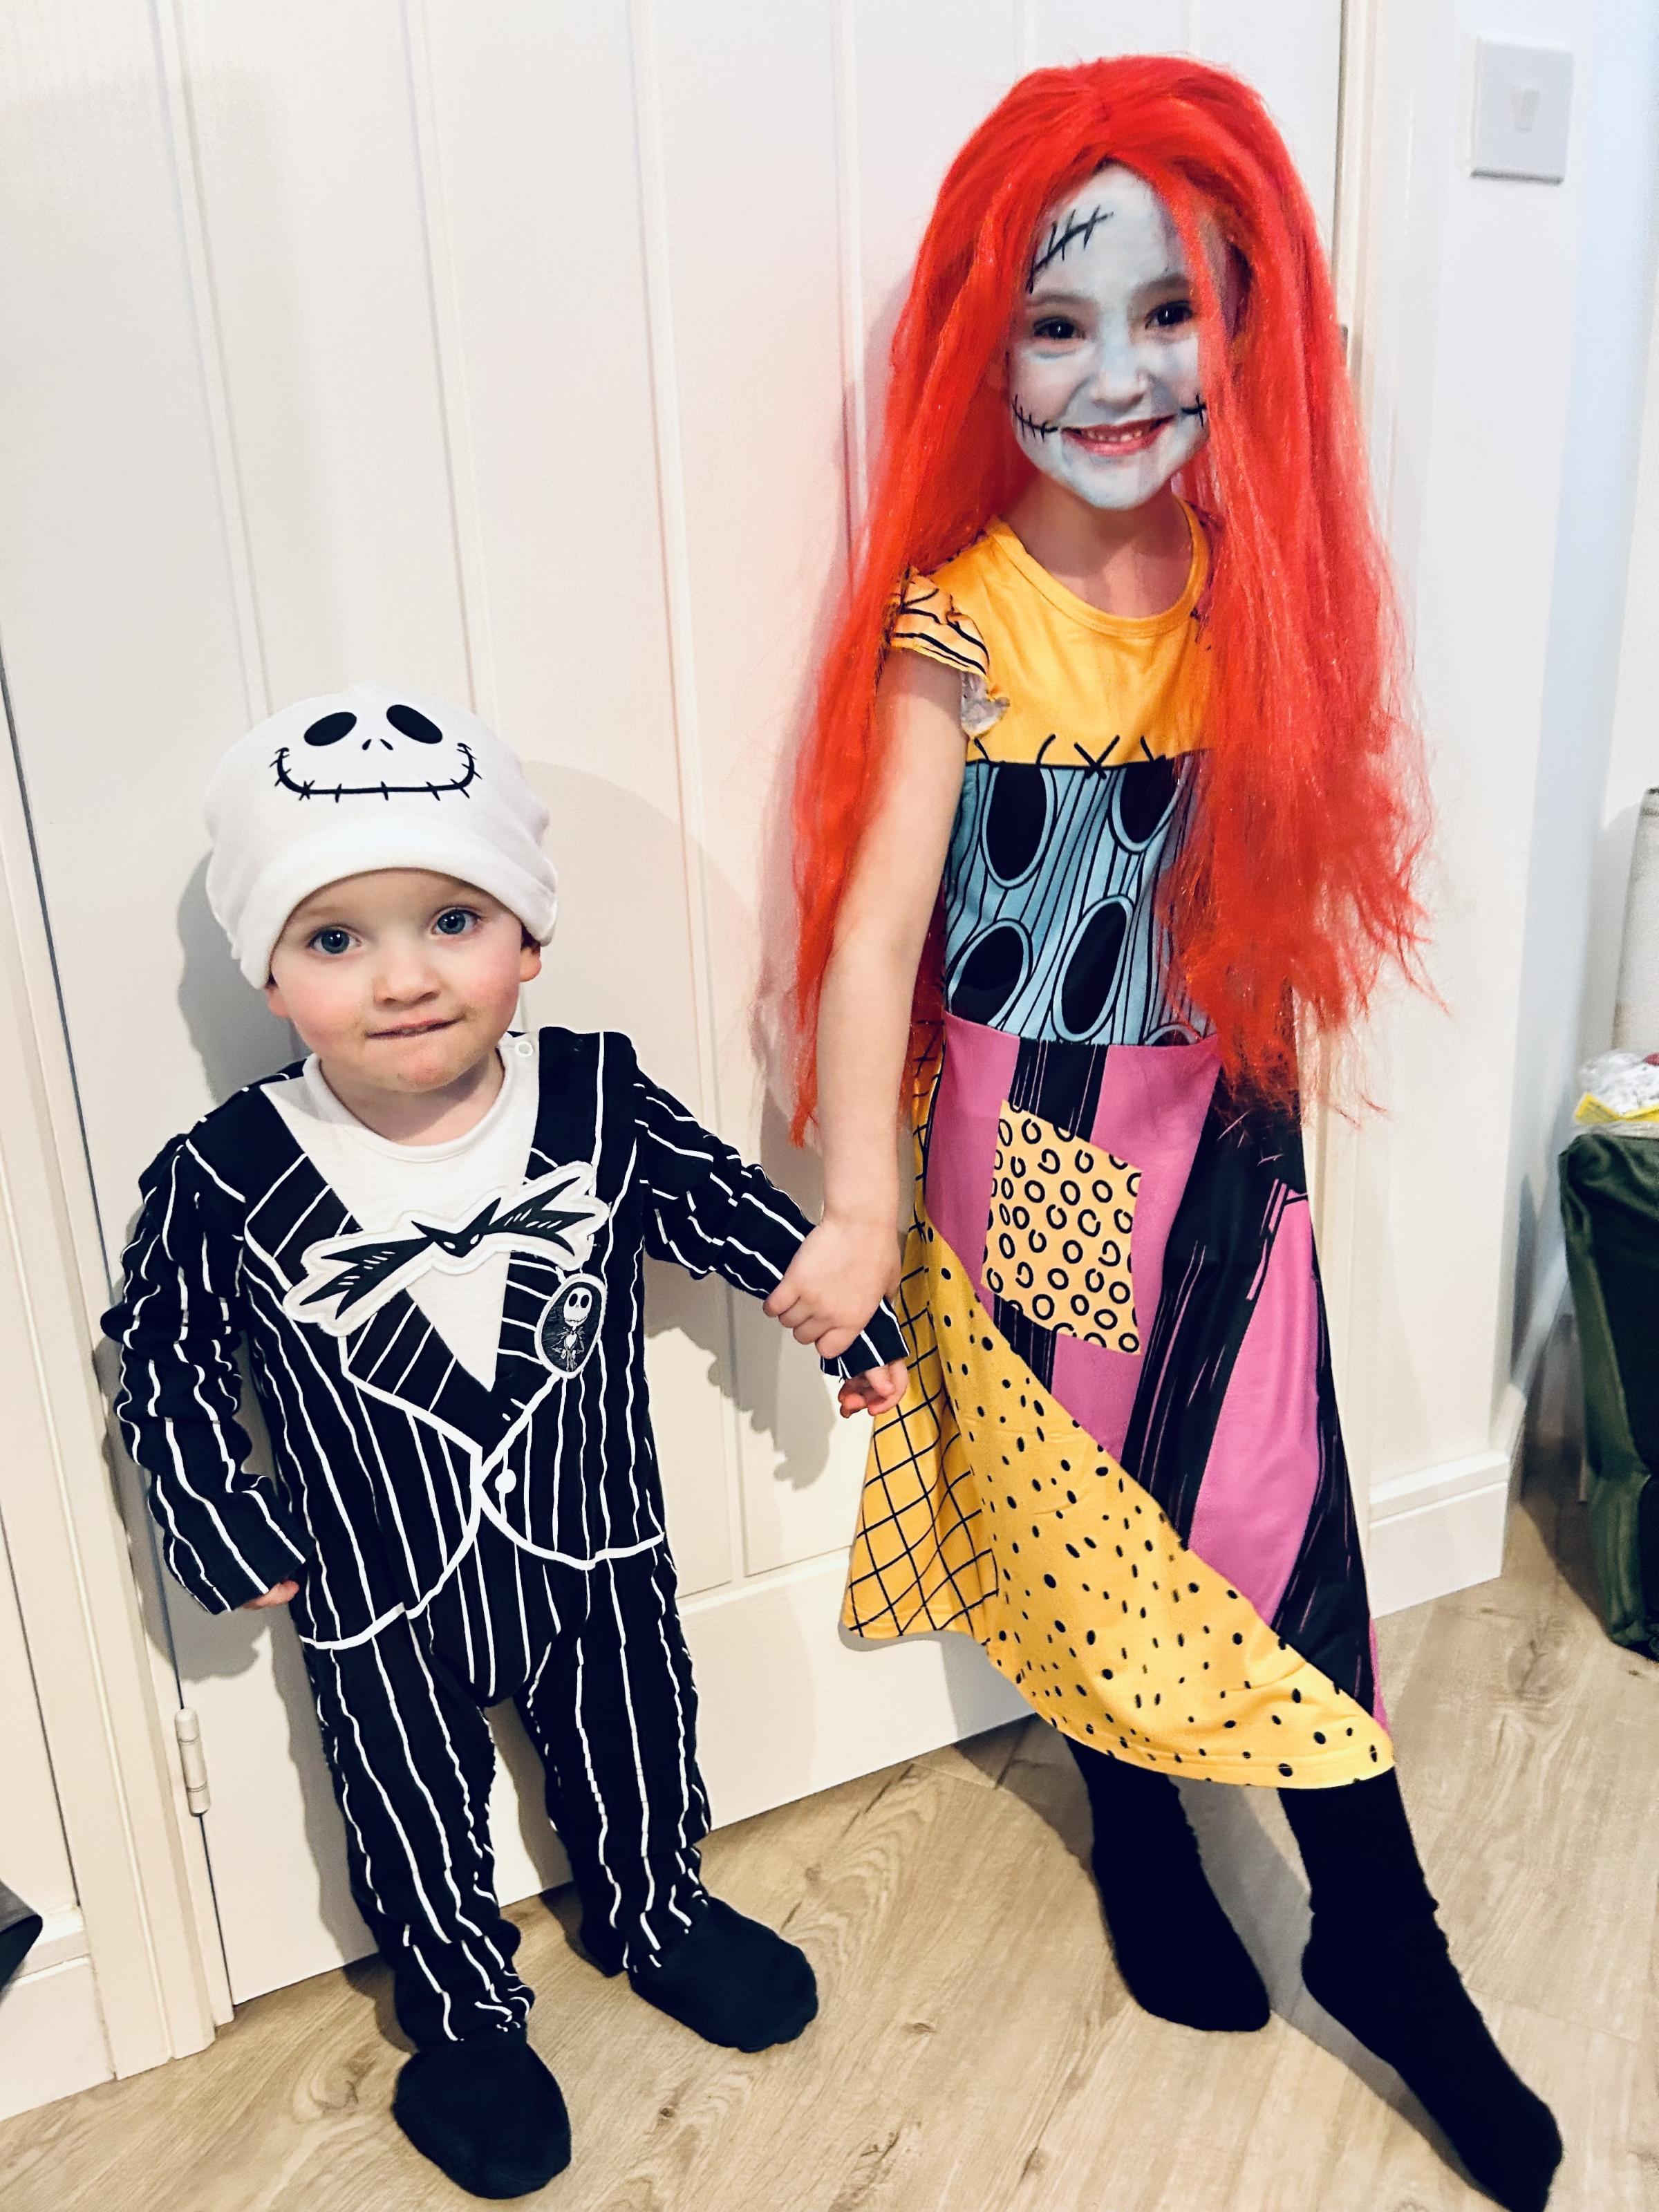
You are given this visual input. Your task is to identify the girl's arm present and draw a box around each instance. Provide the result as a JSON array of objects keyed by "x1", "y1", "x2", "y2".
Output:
[{"x1": 765, "y1": 649, "x2": 966, "y2": 1360}]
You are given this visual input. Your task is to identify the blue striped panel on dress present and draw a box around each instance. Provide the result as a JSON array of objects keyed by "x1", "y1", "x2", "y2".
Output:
[{"x1": 942, "y1": 756, "x2": 1208, "y2": 1046}]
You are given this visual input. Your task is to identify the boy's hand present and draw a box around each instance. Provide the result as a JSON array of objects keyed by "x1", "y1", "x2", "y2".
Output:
[
  {"x1": 243, "y1": 1580, "x2": 299, "y2": 1611},
  {"x1": 837, "y1": 1360, "x2": 908, "y2": 1419},
  {"x1": 765, "y1": 1214, "x2": 901, "y2": 1362}
]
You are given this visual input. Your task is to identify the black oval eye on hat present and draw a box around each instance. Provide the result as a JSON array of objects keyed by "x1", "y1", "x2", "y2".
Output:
[
  {"x1": 303, "y1": 711, "x2": 357, "y2": 747},
  {"x1": 386, "y1": 703, "x2": 444, "y2": 744}
]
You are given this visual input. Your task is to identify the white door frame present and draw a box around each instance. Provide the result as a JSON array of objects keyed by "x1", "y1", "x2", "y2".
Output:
[
  {"x1": 0, "y1": 683, "x2": 227, "y2": 2076},
  {"x1": 0, "y1": 3, "x2": 1395, "y2": 2090}
]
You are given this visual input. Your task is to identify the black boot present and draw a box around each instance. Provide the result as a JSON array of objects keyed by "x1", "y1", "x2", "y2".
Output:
[
  {"x1": 1066, "y1": 1736, "x2": 1270, "y2": 2032},
  {"x1": 392, "y1": 2027, "x2": 570, "y2": 2198},
  {"x1": 1282, "y1": 1772, "x2": 1562, "y2": 2212},
  {"x1": 628, "y1": 1895, "x2": 818, "y2": 2050}
]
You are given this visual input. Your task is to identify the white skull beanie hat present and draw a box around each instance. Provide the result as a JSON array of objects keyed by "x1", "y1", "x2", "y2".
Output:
[{"x1": 205, "y1": 684, "x2": 559, "y2": 984}]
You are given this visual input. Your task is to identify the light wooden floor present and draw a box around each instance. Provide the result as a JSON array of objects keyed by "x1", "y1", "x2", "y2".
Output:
[{"x1": 6, "y1": 1380, "x2": 1656, "y2": 2211}]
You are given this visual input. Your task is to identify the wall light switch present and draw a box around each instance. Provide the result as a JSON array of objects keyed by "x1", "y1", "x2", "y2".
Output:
[{"x1": 1471, "y1": 40, "x2": 1573, "y2": 183}]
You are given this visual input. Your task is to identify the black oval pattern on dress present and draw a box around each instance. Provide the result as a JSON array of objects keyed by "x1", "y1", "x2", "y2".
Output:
[
  {"x1": 983, "y1": 764, "x2": 1048, "y2": 883},
  {"x1": 949, "y1": 923, "x2": 1029, "y2": 1024},
  {"x1": 303, "y1": 711, "x2": 357, "y2": 747},
  {"x1": 386, "y1": 703, "x2": 445, "y2": 744},
  {"x1": 1058, "y1": 898, "x2": 1131, "y2": 1036},
  {"x1": 1114, "y1": 757, "x2": 1179, "y2": 847}
]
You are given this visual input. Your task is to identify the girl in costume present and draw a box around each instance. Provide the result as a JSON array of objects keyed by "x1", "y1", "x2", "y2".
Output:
[{"x1": 767, "y1": 57, "x2": 1560, "y2": 2212}]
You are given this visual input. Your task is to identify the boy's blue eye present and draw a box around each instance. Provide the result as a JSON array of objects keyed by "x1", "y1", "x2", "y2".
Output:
[
  {"x1": 312, "y1": 928, "x2": 353, "y2": 956},
  {"x1": 434, "y1": 908, "x2": 475, "y2": 937}
]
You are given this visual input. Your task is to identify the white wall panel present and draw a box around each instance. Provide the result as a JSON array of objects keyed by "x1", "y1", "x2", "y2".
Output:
[
  {"x1": 172, "y1": 0, "x2": 471, "y2": 705},
  {"x1": 0, "y1": 1521, "x2": 77, "y2": 1920},
  {"x1": 0, "y1": 3, "x2": 279, "y2": 1230},
  {"x1": 637, "y1": 0, "x2": 869, "y2": 1577},
  {"x1": 1191, "y1": 1, "x2": 1342, "y2": 241},
  {"x1": 1034, "y1": 0, "x2": 1193, "y2": 65}
]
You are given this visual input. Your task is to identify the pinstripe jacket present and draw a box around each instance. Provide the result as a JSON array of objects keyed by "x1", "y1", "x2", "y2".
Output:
[{"x1": 104, "y1": 1028, "x2": 903, "y2": 1651}]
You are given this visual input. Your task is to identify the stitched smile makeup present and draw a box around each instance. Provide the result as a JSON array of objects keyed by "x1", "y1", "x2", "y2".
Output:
[{"x1": 1006, "y1": 165, "x2": 1213, "y2": 512}]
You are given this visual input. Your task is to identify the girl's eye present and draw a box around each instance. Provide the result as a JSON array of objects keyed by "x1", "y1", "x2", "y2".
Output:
[
  {"x1": 433, "y1": 908, "x2": 476, "y2": 938},
  {"x1": 1031, "y1": 316, "x2": 1081, "y2": 343},
  {"x1": 311, "y1": 928, "x2": 353, "y2": 957},
  {"x1": 1150, "y1": 298, "x2": 1194, "y2": 330}
]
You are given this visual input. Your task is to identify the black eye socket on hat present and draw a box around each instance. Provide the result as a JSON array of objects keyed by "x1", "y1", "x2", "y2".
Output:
[
  {"x1": 386, "y1": 703, "x2": 444, "y2": 744},
  {"x1": 303, "y1": 711, "x2": 357, "y2": 747}
]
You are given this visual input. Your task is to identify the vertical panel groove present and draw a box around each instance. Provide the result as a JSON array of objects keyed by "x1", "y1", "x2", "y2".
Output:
[
  {"x1": 832, "y1": 0, "x2": 869, "y2": 546},
  {"x1": 401, "y1": 0, "x2": 491, "y2": 721},
  {"x1": 147, "y1": 0, "x2": 271, "y2": 727},
  {"x1": 626, "y1": 0, "x2": 746, "y2": 1579}
]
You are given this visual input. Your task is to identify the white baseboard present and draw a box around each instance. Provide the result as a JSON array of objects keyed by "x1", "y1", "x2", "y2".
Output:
[
  {"x1": 0, "y1": 1945, "x2": 111, "y2": 2122},
  {"x1": 1367, "y1": 1252, "x2": 1571, "y2": 1618},
  {"x1": 1367, "y1": 1450, "x2": 1512, "y2": 1616}
]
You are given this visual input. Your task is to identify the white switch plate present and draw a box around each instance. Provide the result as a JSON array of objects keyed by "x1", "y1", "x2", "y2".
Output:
[{"x1": 1471, "y1": 40, "x2": 1573, "y2": 183}]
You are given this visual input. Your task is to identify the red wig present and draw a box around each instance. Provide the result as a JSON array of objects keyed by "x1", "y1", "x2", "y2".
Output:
[{"x1": 788, "y1": 56, "x2": 1425, "y2": 1140}]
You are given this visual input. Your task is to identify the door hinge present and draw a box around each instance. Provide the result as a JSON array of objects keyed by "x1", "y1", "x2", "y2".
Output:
[{"x1": 174, "y1": 1706, "x2": 211, "y2": 1816}]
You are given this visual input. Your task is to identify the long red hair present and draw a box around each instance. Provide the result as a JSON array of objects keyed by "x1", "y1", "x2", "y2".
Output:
[{"x1": 788, "y1": 56, "x2": 1425, "y2": 1139}]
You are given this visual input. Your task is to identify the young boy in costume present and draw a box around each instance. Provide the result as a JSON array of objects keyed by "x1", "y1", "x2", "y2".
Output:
[{"x1": 104, "y1": 684, "x2": 907, "y2": 2199}]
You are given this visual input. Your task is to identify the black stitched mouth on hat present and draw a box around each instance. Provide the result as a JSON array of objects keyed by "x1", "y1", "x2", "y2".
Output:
[{"x1": 271, "y1": 710, "x2": 479, "y2": 803}]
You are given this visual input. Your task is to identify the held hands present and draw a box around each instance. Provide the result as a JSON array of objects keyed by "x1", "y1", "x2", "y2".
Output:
[
  {"x1": 836, "y1": 1359, "x2": 908, "y2": 1420},
  {"x1": 243, "y1": 1580, "x2": 299, "y2": 1610},
  {"x1": 765, "y1": 1214, "x2": 908, "y2": 1420}
]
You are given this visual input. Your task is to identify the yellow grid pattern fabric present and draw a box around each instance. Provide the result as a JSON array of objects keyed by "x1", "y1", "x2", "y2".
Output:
[{"x1": 841, "y1": 1038, "x2": 997, "y2": 1640}]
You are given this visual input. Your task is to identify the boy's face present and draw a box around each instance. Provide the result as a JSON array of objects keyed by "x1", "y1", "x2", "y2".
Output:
[{"x1": 265, "y1": 868, "x2": 540, "y2": 1096}]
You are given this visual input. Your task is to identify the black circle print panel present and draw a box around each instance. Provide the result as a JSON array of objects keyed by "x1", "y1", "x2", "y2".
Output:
[
  {"x1": 949, "y1": 919, "x2": 1029, "y2": 1024},
  {"x1": 1058, "y1": 896, "x2": 1132, "y2": 1037},
  {"x1": 983, "y1": 762, "x2": 1049, "y2": 883},
  {"x1": 1114, "y1": 755, "x2": 1179, "y2": 848}
]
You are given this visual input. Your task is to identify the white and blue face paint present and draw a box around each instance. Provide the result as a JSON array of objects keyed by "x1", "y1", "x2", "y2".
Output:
[{"x1": 1007, "y1": 165, "x2": 1210, "y2": 513}]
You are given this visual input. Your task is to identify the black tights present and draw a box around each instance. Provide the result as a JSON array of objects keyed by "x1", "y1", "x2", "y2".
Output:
[{"x1": 1066, "y1": 1738, "x2": 1562, "y2": 2212}]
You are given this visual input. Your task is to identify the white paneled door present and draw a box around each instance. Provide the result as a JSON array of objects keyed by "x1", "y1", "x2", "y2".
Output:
[{"x1": 0, "y1": 3, "x2": 1341, "y2": 2005}]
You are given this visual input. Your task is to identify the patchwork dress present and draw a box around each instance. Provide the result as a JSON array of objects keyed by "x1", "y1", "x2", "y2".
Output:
[{"x1": 841, "y1": 509, "x2": 1392, "y2": 1788}]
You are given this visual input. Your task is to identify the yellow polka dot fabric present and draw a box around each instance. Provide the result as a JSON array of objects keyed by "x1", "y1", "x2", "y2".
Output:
[
  {"x1": 845, "y1": 1211, "x2": 1393, "y2": 1790},
  {"x1": 983, "y1": 1105, "x2": 1141, "y2": 1353}
]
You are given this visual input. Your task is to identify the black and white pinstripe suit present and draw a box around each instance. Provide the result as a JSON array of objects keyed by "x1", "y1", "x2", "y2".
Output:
[{"x1": 105, "y1": 1027, "x2": 903, "y2": 2044}]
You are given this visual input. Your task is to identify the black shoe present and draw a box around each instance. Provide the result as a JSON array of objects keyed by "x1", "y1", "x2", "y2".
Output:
[
  {"x1": 393, "y1": 2028, "x2": 571, "y2": 2199},
  {"x1": 628, "y1": 1896, "x2": 818, "y2": 2051}
]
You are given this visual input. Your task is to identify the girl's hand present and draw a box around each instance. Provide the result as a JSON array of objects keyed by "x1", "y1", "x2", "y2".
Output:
[
  {"x1": 243, "y1": 1580, "x2": 299, "y2": 1611},
  {"x1": 765, "y1": 1215, "x2": 901, "y2": 1362},
  {"x1": 837, "y1": 1360, "x2": 908, "y2": 1419}
]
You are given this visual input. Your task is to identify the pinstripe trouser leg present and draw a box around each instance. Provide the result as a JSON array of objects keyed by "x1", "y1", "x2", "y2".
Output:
[
  {"x1": 512, "y1": 1550, "x2": 712, "y2": 1976},
  {"x1": 303, "y1": 1543, "x2": 711, "y2": 2041},
  {"x1": 304, "y1": 1625, "x2": 532, "y2": 2050}
]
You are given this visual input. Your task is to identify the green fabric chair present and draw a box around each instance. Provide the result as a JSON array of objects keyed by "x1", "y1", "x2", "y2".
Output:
[{"x1": 1559, "y1": 1132, "x2": 1659, "y2": 1659}]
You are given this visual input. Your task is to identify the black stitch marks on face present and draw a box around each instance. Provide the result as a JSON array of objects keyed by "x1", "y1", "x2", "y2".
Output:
[
  {"x1": 1011, "y1": 394, "x2": 1062, "y2": 442},
  {"x1": 1027, "y1": 204, "x2": 1113, "y2": 291},
  {"x1": 303, "y1": 711, "x2": 357, "y2": 747},
  {"x1": 272, "y1": 740, "x2": 478, "y2": 803},
  {"x1": 1179, "y1": 395, "x2": 1209, "y2": 429}
]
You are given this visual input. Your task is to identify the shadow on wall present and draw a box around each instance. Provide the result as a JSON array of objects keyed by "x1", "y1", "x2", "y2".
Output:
[{"x1": 176, "y1": 856, "x2": 297, "y2": 1100}]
